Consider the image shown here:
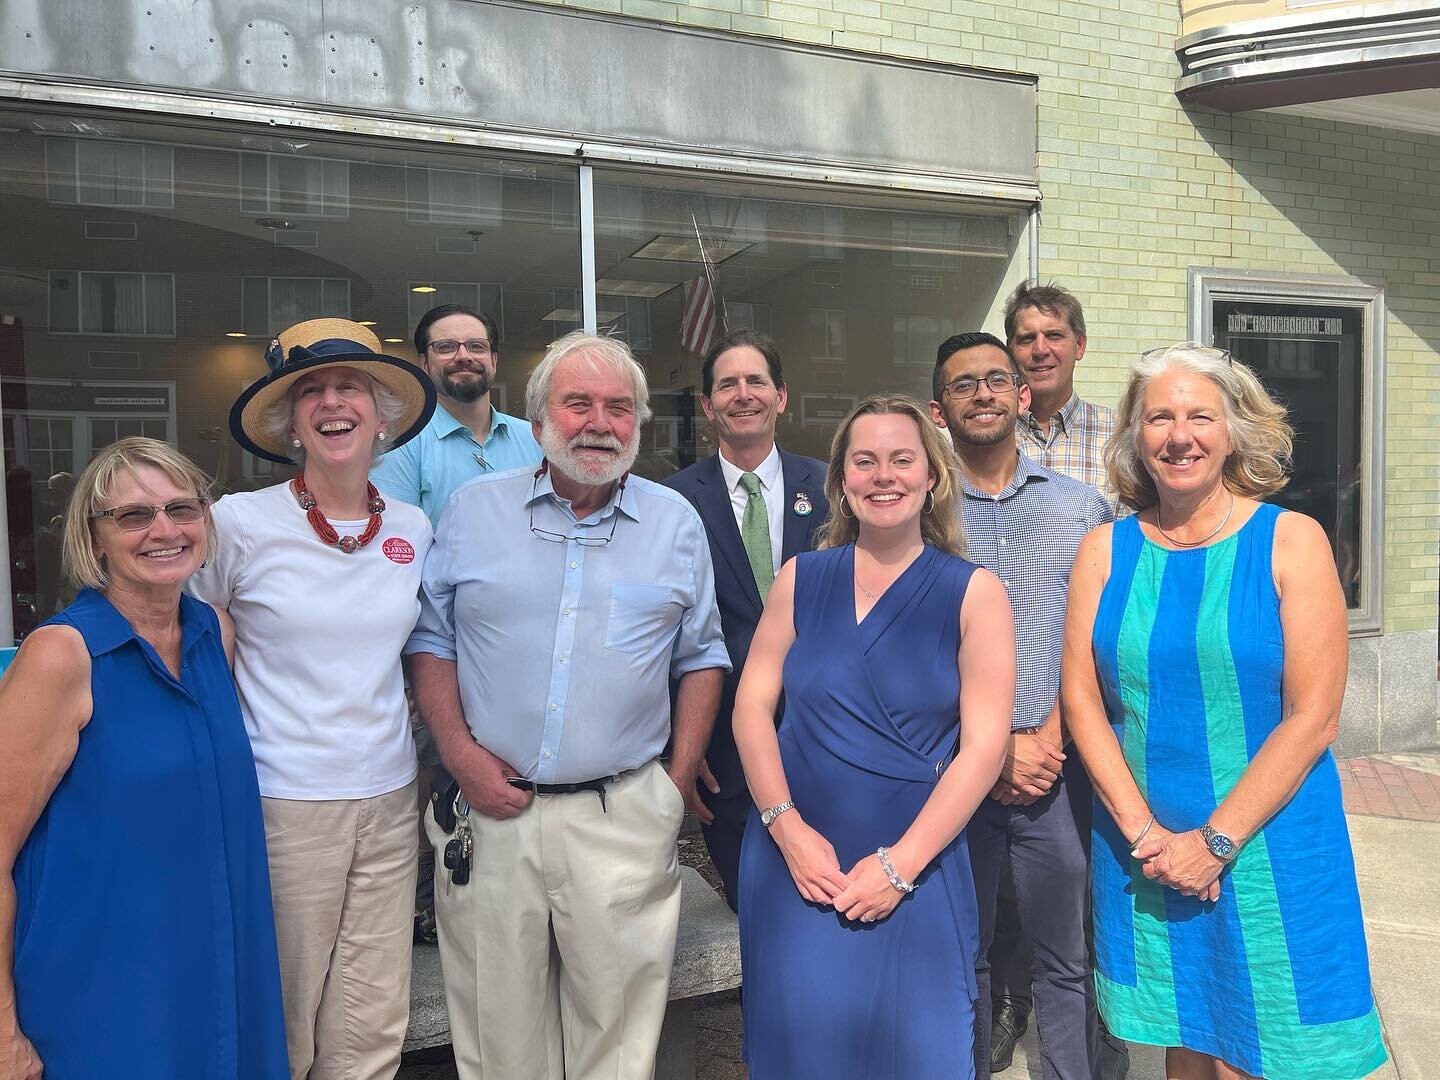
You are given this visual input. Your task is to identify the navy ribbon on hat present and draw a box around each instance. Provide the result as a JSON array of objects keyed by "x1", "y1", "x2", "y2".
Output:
[{"x1": 264, "y1": 337, "x2": 376, "y2": 373}]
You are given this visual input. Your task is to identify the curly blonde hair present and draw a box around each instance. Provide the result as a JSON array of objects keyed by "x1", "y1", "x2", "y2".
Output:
[
  {"x1": 815, "y1": 394, "x2": 966, "y2": 556},
  {"x1": 1106, "y1": 344, "x2": 1293, "y2": 511}
]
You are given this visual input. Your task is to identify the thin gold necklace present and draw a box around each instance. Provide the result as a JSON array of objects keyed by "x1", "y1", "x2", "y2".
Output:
[{"x1": 1157, "y1": 489, "x2": 1234, "y2": 548}]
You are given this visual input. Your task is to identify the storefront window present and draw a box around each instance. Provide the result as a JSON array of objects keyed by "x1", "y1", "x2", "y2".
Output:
[
  {"x1": 590, "y1": 169, "x2": 1027, "y2": 475},
  {"x1": 1, "y1": 110, "x2": 581, "y2": 637},
  {"x1": 2, "y1": 111, "x2": 1030, "y2": 641}
]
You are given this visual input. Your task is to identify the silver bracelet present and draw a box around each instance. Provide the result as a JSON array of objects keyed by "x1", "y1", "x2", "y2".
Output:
[
  {"x1": 1129, "y1": 813, "x2": 1157, "y2": 853},
  {"x1": 876, "y1": 846, "x2": 915, "y2": 894}
]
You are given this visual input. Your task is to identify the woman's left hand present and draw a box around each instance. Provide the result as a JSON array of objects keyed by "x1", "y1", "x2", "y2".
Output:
[
  {"x1": 1137, "y1": 828, "x2": 1224, "y2": 902},
  {"x1": 832, "y1": 853, "x2": 910, "y2": 926}
]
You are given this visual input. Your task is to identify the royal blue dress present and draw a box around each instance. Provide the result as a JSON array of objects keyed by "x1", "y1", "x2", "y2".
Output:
[
  {"x1": 739, "y1": 544, "x2": 981, "y2": 1080},
  {"x1": 11, "y1": 588, "x2": 289, "y2": 1079}
]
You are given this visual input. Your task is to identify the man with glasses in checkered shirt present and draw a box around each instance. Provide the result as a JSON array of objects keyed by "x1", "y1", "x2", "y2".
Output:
[{"x1": 930, "y1": 332, "x2": 1112, "y2": 1080}]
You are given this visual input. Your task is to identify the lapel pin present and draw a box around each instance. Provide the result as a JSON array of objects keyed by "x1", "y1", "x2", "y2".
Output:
[{"x1": 793, "y1": 492, "x2": 813, "y2": 516}]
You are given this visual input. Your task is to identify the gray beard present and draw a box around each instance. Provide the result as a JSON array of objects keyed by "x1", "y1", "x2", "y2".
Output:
[{"x1": 540, "y1": 424, "x2": 641, "y2": 488}]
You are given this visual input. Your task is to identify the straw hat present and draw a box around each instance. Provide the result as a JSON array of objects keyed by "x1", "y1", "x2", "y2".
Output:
[{"x1": 230, "y1": 318, "x2": 436, "y2": 464}]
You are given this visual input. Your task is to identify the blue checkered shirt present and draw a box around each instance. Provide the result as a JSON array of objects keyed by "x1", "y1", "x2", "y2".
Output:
[{"x1": 960, "y1": 454, "x2": 1113, "y2": 731}]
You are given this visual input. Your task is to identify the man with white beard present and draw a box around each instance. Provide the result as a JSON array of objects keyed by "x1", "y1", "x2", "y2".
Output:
[{"x1": 406, "y1": 331, "x2": 730, "y2": 1080}]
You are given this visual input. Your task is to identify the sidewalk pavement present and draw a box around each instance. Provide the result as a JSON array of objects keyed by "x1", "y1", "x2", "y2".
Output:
[{"x1": 1005, "y1": 748, "x2": 1440, "y2": 1080}]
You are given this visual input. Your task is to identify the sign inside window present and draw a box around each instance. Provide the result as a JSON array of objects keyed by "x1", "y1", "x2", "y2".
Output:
[{"x1": 1212, "y1": 300, "x2": 1364, "y2": 609}]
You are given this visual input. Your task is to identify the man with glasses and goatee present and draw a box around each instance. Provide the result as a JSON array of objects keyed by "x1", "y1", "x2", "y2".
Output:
[
  {"x1": 930, "y1": 332, "x2": 1112, "y2": 1080},
  {"x1": 371, "y1": 303, "x2": 541, "y2": 527}
]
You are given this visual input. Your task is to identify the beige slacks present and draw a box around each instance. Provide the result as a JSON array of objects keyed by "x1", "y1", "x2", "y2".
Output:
[
  {"x1": 262, "y1": 781, "x2": 419, "y2": 1080},
  {"x1": 426, "y1": 759, "x2": 685, "y2": 1080}
]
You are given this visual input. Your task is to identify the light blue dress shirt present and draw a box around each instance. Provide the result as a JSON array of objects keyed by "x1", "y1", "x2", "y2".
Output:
[
  {"x1": 405, "y1": 466, "x2": 731, "y2": 784},
  {"x1": 370, "y1": 404, "x2": 542, "y2": 528},
  {"x1": 960, "y1": 453, "x2": 1112, "y2": 731}
]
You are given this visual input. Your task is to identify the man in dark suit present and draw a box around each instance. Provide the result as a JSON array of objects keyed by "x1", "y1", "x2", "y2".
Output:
[{"x1": 665, "y1": 329, "x2": 828, "y2": 912}]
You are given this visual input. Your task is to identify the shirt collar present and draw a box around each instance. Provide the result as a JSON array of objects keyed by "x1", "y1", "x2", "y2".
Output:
[
  {"x1": 431, "y1": 404, "x2": 511, "y2": 444},
  {"x1": 959, "y1": 451, "x2": 1049, "y2": 502},
  {"x1": 717, "y1": 443, "x2": 781, "y2": 495},
  {"x1": 70, "y1": 587, "x2": 216, "y2": 658},
  {"x1": 527, "y1": 462, "x2": 640, "y2": 523},
  {"x1": 1019, "y1": 392, "x2": 1083, "y2": 438}
]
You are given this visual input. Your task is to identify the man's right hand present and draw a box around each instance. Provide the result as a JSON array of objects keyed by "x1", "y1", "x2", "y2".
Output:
[
  {"x1": 447, "y1": 741, "x2": 534, "y2": 820},
  {"x1": 997, "y1": 731, "x2": 1065, "y2": 800}
]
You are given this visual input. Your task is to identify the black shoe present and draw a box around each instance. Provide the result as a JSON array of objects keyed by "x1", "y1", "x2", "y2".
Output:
[
  {"x1": 989, "y1": 998, "x2": 1030, "y2": 1073},
  {"x1": 1100, "y1": 1025, "x2": 1130, "y2": 1080}
]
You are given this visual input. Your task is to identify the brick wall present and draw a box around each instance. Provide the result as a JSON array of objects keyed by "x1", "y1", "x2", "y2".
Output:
[{"x1": 539, "y1": 0, "x2": 1440, "y2": 635}]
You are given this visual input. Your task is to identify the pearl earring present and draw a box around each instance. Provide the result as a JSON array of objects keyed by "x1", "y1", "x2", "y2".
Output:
[
  {"x1": 291, "y1": 437, "x2": 302, "y2": 448},
  {"x1": 377, "y1": 431, "x2": 387, "y2": 443}
]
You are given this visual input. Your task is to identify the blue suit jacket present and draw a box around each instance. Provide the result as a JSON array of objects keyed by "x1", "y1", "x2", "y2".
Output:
[{"x1": 664, "y1": 448, "x2": 829, "y2": 799}]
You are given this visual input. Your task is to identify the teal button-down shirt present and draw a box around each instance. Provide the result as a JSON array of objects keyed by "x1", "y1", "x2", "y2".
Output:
[{"x1": 370, "y1": 404, "x2": 542, "y2": 528}]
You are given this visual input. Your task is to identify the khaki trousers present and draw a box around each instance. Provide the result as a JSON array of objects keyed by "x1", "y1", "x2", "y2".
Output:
[
  {"x1": 427, "y1": 759, "x2": 684, "y2": 1080},
  {"x1": 262, "y1": 781, "x2": 419, "y2": 1080}
]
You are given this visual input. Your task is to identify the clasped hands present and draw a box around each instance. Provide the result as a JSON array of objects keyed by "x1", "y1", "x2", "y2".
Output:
[
  {"x1": 769, "y1": 813, "x2": 909, "y2": 925},
  {"x1": 1132, "y1": 823, "x2": 1224, "y2": 903},
  {"x1": 988, "y1": 731, "x2": 1065, "y2": 806}
]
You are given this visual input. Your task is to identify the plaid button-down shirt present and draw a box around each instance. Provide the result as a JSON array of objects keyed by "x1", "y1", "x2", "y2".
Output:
[{"x1": 1015, "y1": 392, "x2": 1122, "y2": 512}]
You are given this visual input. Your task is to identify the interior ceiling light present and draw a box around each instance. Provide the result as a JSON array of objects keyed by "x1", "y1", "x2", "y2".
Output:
[
  {"x1": 595, "y1": 278, "x2": 677, "y2": 299},
  {"x1": 411, "y1": 285, "x2": 438, "y2": 294},
  {"x1": 383, "y1": 337, "x2": 406, "y2": 343},
  {"x1": 629, "y1": 235, "x2": 751, "y2": 264},
  {"x1": 225, "y1": 332, "x2": 247, "y2": 338},
  {"x1": 357, "y1": 320, "x2": 378, "y2": 326},
  {"x1": 255, "y1": 218, "x2": 295, "y2": 230},
  {"x1": 539, "y1": 306, "x2": 626, "y2": 323}
]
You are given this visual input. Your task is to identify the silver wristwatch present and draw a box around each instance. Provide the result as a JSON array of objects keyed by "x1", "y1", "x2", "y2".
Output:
[
  {"x1": 1200, "y1": 823, "x2": 1238, "y2": 862},
  {"x1": 760, "y1": 801, "x2": 795, "y2": 827}
]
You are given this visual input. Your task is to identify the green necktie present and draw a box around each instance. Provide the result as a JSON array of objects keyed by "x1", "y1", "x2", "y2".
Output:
[{"x1": 739, "y1": 471, "x2": 774, "y2": 601}]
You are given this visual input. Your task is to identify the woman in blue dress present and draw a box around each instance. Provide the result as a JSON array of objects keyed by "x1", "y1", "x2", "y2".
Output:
[
  {"x1": 734, "y1": 395, "x2": 1014, "y2": 1079},
  {"x1": 0, "y1": 437, "x2": 288, "y2": 1080}
]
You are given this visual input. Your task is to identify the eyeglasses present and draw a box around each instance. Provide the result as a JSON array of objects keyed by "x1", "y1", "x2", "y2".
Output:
[
  {"x1": 428, "y1": 339, "x2": 493, "y2": 359},
  {"x1": 90, "y1": 497, "x2": 209, "y2": 531},
  {"x1": 941, "y1": 372, "x2": 1023, "y2": 399},
  {"x1": 528, "y1": 470, "x2": 625, "y2": 546}
]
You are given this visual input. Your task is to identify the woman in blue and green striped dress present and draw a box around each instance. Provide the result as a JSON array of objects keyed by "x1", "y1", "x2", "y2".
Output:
[{"x1": 1063, "y1": 345, "x2": 1387, "y2": 1080}]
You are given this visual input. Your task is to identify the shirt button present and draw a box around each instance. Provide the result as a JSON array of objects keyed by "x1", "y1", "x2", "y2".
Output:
[
  {"x1": 564, "y1": 608, "x2": 572, "y2": 616},
  {"x1": 558, "y1": 655, "x2": 566, "y2": 664},
  {"x1": 570, "y1": 562, "x2": 578, "y2": 569},
  {"x1": 544, "y1": 750, "x2": 553, "y2": 759},
  {"x1": 1003, "y1": 579, "x2": 1012, "y2": 588},
  {"x1": 999, "y1": 537, "x2": 1007, "y2": 546},
  {"x1": 550, "y1": 703, "x2": 558, "y2": 711}
]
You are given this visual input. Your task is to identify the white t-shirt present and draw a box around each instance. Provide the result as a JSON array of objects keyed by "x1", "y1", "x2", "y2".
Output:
[{"x1": 190, "y1": 481, "x2": 433, "y2": 800}]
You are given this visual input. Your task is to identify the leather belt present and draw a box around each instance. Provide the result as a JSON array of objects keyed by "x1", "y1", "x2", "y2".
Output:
[{"x1": 507, "y1": 776, "x2": 613, "y2": 812}]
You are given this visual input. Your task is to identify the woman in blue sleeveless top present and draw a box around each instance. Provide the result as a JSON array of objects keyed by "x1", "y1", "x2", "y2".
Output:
[
  {"x1": 734, "y1": 396, "x2": 1013, "y2": 1079},
  {"x1": 1065, "y1": 346, "x2": 1386, "y2": 1080},
  {"x1": 0, "y1": 437, "x2": 288, "y2": 1080}
]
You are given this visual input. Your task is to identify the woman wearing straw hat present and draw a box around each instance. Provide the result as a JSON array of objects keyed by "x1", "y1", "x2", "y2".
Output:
[{"x1": 191, "y1": 318, "x2": 437, "y2": 1080}]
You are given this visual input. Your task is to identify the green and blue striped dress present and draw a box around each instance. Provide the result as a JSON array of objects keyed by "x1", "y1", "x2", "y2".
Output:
[{"x1": 1091, "y1": 503, "x2": 1387, "y2": 1078}]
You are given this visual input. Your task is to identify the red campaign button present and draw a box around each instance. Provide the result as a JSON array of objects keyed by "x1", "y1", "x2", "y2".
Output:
[{"x1": 383, "y1": 537, "x2": 416, "y2": 564}]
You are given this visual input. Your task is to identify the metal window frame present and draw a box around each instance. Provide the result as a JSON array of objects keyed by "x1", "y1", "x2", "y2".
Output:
[{"x1": 1188, "y1": 266, "x2": 1386, "y2": 635}]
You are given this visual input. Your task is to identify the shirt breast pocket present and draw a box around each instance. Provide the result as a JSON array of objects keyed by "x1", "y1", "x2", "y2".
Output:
[{"x1": 605, "y1": 583, "x2": 682, "y2": 654}]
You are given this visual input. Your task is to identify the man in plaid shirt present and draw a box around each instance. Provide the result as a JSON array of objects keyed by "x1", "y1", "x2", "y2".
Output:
[{"x1": 1005, "y1": 281, "x2": 1119, "y2": 509}]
